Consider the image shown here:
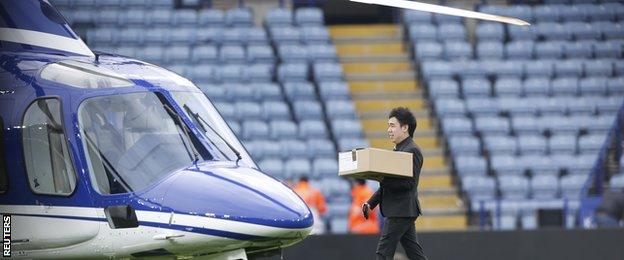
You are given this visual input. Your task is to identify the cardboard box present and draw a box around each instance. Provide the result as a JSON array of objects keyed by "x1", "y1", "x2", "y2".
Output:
[{"x1": 338, "y1": 148, "x2": 413, "y2": 181}]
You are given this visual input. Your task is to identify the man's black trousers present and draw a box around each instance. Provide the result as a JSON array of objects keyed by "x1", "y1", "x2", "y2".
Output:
[{"x1": 376, "y1": 217, "x2": 427, "y2": 260}]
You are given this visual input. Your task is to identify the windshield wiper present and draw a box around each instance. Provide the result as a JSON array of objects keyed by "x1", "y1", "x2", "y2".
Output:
[
  {"x1": 182, "y1": 104, "x2": 243, "y2": 165},
  {"x1": 163, "y1": 103, "x2": 201, "y2": 166}
]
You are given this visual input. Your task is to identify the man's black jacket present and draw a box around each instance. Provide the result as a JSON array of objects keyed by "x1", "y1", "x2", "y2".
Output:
[{"x1": 367, "y1": 137, "x2": 423, "y2": 217}]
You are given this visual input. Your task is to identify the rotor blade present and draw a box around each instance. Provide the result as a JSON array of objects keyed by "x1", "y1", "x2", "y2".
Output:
[{"x1": 350, "y1": 0, "x2": 531, "y2": 26}]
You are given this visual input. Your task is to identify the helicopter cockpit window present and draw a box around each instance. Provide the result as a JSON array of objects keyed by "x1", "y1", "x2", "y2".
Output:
[
  {"x1": 0, "y1": 116, "x2": 7, "y2": 193},
  {"x1": 22, "y1": 98, "x2": 76, "y2": 196},
  {"x1": 78, "y1": 92, "x2": 208, "y2": 195}
]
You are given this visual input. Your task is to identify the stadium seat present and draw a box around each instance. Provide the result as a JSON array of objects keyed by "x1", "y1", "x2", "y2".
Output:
[
  {"x1": 484, "y1": 136, "x2": 517, "y2": 155},
  {"x1": 283, "y1": 82, "x2": 316, "y2": 101},
  {"x1": 454, "y1": 156, "x2": 487, "y2": 176},
  {"x1": 299, "y1": 120, "x2": 329, "y2": 139},
  {"x1": 499, "y1": 175, "x2": 530, "y2": 199},
  {"x1": 270, "y1": 120, "x2": 298, "y2": 139},
  {"x1": 293, "y1": 100, "x2": 324, "y2": 120}
]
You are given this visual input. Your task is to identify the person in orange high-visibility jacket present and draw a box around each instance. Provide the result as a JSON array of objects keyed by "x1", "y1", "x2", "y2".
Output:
[
  {"x1": 293, "y1": 176, "x2": 327, "y2": 234},
  {"x1": 348, "y1": 179, "x2": 380, "y2": 234}
]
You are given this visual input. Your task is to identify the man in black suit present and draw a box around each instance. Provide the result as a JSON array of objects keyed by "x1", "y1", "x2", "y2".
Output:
[{"x1": 363, "y1": 107, "x2": 427, "y2": 260}]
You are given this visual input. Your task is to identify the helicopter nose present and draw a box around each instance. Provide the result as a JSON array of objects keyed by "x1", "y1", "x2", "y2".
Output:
[{"x1": 159, "y1": 166, "x2": 313, "y2": 238}]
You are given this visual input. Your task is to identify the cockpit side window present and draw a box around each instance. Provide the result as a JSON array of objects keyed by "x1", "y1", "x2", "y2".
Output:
[
  {"x1": 22, "y1": 98, "x2": 77, "y2": 196},
  {"x1": 0, "y1": 116, "x2": 7, "y2": 193}
]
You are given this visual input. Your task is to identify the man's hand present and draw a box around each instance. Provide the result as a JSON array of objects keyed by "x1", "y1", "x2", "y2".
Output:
[{"x1": 362, "y1": 203, "x2": 370, "y2": 220}]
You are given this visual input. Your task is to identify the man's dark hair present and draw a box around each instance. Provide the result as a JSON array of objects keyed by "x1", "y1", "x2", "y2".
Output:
[
  {"x1": 300, "y1": 176, "x2": 309, "y2": 182},
  {"x1": 389, "y1": 107, "x2": 417, "y2": 137}
]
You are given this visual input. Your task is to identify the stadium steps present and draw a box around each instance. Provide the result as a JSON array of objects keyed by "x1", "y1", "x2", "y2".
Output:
[{"x1": 331, "y1": 24, "x2": 467, "y2": 231}]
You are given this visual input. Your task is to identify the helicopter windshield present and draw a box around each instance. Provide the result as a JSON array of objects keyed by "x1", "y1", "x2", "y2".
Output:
[{"x1": 78, "y1": 92, "x2": 210, "y2": 194}]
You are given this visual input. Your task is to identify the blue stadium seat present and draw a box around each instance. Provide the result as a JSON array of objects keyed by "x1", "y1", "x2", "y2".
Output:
[
  {"x1": 491, "y1": 155, "x2": 524, "y2": 175},
  {"x1": 337, "y1": 138, "x2": 369, "y2": 151},
  {"x1": 170, "y1": 29, "x2": 196, "y2": 45},
  {"x1": 564, "y1": 41, "x2": 593, "y2": 58},
  {"x1": 600, "y1": 22, "x2": 624, "y2": 39},
  {"x1": 278, "y1": 63, "x2": 308, "y2": 82},
  {"x1": 148, "y1": 9, "x2": 173, "y2": 26},
  {"x1": 476, "y1": 22, "x2": 505, "y2": 41},
  {"x1": 262, "y1": 101, "x2": 290, "y2": 120},
  {"x1": 499, "y1": 175, "x2": 530, "y2": 199},
  {"x1": 420, "y1": 61, "x2": 455, "y2": 79},
  {"x1": 434, "y1": 13, "x2": 463, "y2": 24},
  {"x1": 579, "y1": 77, "x2": 608, "y2": 95},
  {"x1": 505, "y1": 40, "x2": 535, "y2": 59},
  {"x1": 543, "y1": 115, "x2": 581, "y2": 134},
  {"x1": 428, "y1": 79, "x2": 460, "y2": 98},
  {"x1": 278, "y1": 45, "x2": 307, "y2": 63},
  {"x1": 225, "y1": 84, "x2": 254, "y2": 102},
  {"x1": 284, "y1": 82, "x2": 316, "y2": 101},
  {"x1": 318, "y1": 82, "x2": 350, "y2": 101},
  {"x1": 585, "y1": 4, "x2": 616, "y2": 22},
  {"x1": 198, "y1": 84, "x2": 226, "y2": 102},
  {"x1": 476, "y1": 117, "x2": 510, "y2": 135},
  {"x1": 441, "y1": 117, "x2": 473, "y2": 136},
  {"x1": 301, "y1": 26, "x2": 331, "y2": 44},
  {"x1": 551, "y1": 77, "x2": 579, "y2": 96},
  {"x1": 116, "y1": 47, "x2": 138, "y2": 58},
  {"x1": 484, "y1": 60, "x2": 523, "y2": 78},
  {"x1": 332, "y1": 119, "x2": 364, "y2": 138},
  {"x1": 560, "y1": 5, "x2": 589, "y2": 22},
  {"x1": 293, "y1": 100, "x2": 324, "y2": 120},
  {"x1": 523, "y1": 77, "x2": 551, "y2": 97},
  {"x1": 477, "y1": 41, "x2": 504, "y2": 59},
  {"x1": 299, "y1": 120, "x2": 328, "y2": 139},
  {"x1": 531, "y1": 175, "x2": 559, "y2": 199},
  {"x1": 252, "y1": 83, "x2": 282, "y2": 101},
  {"x1": 444, "y1": 41, "x2": 473, "y2": 59},
  {"x1": 119, "y1": 9, "x2": 147, "y2": 26},
  {"x1": 495, "y1": 77, "x2": 523, "y2": 97},
  {"x1": 235, "y1": 102, "x2": 262, "y2": 121},
  {"x1": 555, "y1": 59, "x2": 584, "y2": 77},
  {"x1": 415, "y1": 41, "x2": 443, "y2": 60},
  {"x1": 313, "y1": 62, "x2": 342, "y2": 82},
  {"x1": 117, "y1": 28, "x2": 143, "y2": 45},
  {"x1": 188, "y1": 65, "x2": 217, "y2": 83},
  {"x1": 214, "y1": 102, "x2": 235, "y2": 119},
  {"x1": 190, "y1": 45, "x2": 218, "y2": 64},
  {"x1": 484, "y1": 136, "x2": 517, "y2": 155},
  {"x1": 325, "y1": 100, "x2": 356, "y2": 120},
  {"x1": 312, "y1": 158, "x2": 338, "y2": 178},
  {"x1": 247, "y1": 45, "x2": 275, "y2": 64},
  {"x1": 219, "y1": 45, "x2": 246, "y2": 63},
  {"x1": 97, "y1": 9, "x2": 119, "y2": 25},
  {"x1": 259, "y1": 159, "x2": 284, "y2": 179},
  {"x1": 307, "y1": 138, "x2": 335, "y2": 158},
  {"x1": 517, "y1": 135, "x2": 547, "y2": 155},
  {"x1": 537, "y1": 22, "x2": 571, "y2": 40},
  {"x1": 524, "y1": 60, "x2": 554, "y2": 77},
  {"x1": 269, "y1": 120, "x2": 298, "y2": 140},
  {"x1": 449, "y1": 137, "x2": 481, "y2": 156},
  {"x1": 196, "y1": 28, "x2": 223, "y2": 44},
  {"x1": 594, "y1": 41, "x2": 622, "y2": 58},
  {"x1": 597, "y1": 96, "x2": 624, "y2": 114},
  {"x1": 216, "y1": 65, "x2": 247, "y2": 83},
  {"x1": 403, "y1": 10, "x2": 432, "y2": 24},
  {"x1": 578, "y1": 134, "x2": 606, "y2": 154},
  {"x1": 242, "y1": 120, "x2": 270, "y2": 140},
  {"x1": 534, "y1": 5, "x2": 562, "y2": 22},
  {"x1": 454, "y1": 156, "x2": 487, "y2": 176},
  {"x1": 308, "y1": 45, "x2": 338, "y2": 62},
  {"x1": 225, "y1": 8, "x2": 253, "y2": 27},
  {"x1": 284, "y1": 158, "x2": 311, "y2": 180},
  {"x1": 566, "y1": 96, "x2": 595, "y2": 115},
  {"x1": 164, "y1": 46, "x2": 191, "y2": 64},
  {"x1": 535, "y1": 41, "x2": 564, "y2": 59},
  {"x1": 462, "y1": 77, "x2": 491, "y2": 97},
  {"x1": 435, "y1": 98, "x2": 466, "y2": 118},
  {"x1": 523, "y1": 154, "x2": 559, "y2": 175},
  {"x1": 466, "y1": 98, "x2": 499, "y2": 116},
  {"x1": 247, "y1": 28, "x2": 270, "y2": 45},
  {"x1": 609, "y1": 174, "x2": 624, "y2": 189},
  {"x1": 408, "y1": 24, "x2": 437, "y2": 42},
  {"x1": 508, "y1": 24, "x2": 537, "y2": 40},
  {"x1": 247, "y1": 64, "x2": 273, "y2": 82},
  {"x1": 271, "y1": 26, "x2": 302, "y2": 44},
  {"x1": 462, "y1": 176, "x2": 497, "y2": 200},
  {"x1": 607, "y1": 77, "x2": 624, "y2": 95},
  {"x1": 198, "y1": 9, "x2": 225, "y2": 27},
  {"x1": 584, "y1": 60, "x2": 613, "y2": 77},
  {"x1": 537, "y1": 97, "x2": 567, "y2": 115},
  {"x1": 295, "y1": 7, "x2": 324, "y2": 26},
  {"x1": 265, "y1": 8, "x2": 293, "y2": 27},
  {"x1": 560, "y1": 174, "x2": 587, "y2": 199},
  {"x1": 566, "y1": 22, "x2": 601, "y2": 40},
  {"x1": 280, "y1": 139, "x2": 308, "y2": 159},
  {"x1": 587, "y1": 114, "x2": 615, "y2": 133},
  {"x1": 172, "y1": 9, "x2": 197, "y2": 26}
]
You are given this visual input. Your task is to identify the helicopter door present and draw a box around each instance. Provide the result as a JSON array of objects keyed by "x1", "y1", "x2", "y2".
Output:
[{"x1": 20, "y1": 97, "x2": 99, "y2": 250}]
